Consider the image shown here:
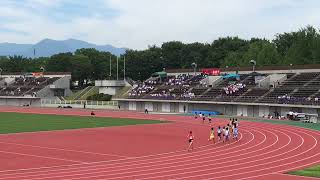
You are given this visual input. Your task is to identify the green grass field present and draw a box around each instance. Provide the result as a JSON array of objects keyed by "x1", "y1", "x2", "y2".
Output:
[
  {"x1": 288, "y1": 165, "x2": 320, "y2": 178},
  {"x1": 0, "y1": 112, "x2": 165, "y2": 134}
]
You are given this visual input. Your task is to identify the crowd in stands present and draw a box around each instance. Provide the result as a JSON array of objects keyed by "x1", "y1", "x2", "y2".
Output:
[
  {"x1": 129, "y1": 74, "x2": 205, "y2": 98},
  {"x1": 128, "y1": 84, "x2": 155, "y2": 97},
  {"x1": 128, "y1": 79, "x2": 159, "y2": 97},
  {"x1": 180, "y1": 91, "x2": 195, "y2": 99},
  {"x1": 223, "y1": 83, "x2": 246, "y2": 95},
  {"x1": 147, "y1": 87, "x2": 195, "y2": 100},
  {"x1": 126, "y1": 71, "x2": 320, "y2": 108},
  {"x1": 277, "y1": 94, "x2": 320, "y2": 105},
  {"x1": 165, "y1": 74, "x2": 191, "y2": 86},
  {"x1": 148, "y1": 89, "x2": 174, "y2": 99},
  {"x1": 128, "y1": 74, "x2": 247, "y2": 99},
  {"x1": 0, "y1": 76, "x2": 57, "y2": 97}
]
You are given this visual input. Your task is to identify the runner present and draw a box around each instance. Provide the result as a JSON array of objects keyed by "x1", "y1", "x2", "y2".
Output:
[
  {"x1": 217, "y1": 126, "x2": 222, "y2": 141},
  {"x1": 199, "y1": 113, "x2": 203, "y2": 123},
  {"x1": 202, "y1": 113, "x2": 206, "y2": 123},
  {"x1": 199, "y1": 113, "x2": 206, "y2": 123},
  {"x1": 233, "y1": 124, "x2": 239, "y2": 140},
  {"x1": 225, "y1": 127, "x2": 229, "y2": 142},
  {"x1": 208, "y1": 114, "x2": 212, "y2": 124},
  {"x1": 194, "y1": 112, "x2": 198, "y2": 120},
  {"x1": 187, "y1": 131, "x2": 195, "y2": 151},
  {"x1": 228, "y1": 123, "x2": 233, "y2": 139},
  {"x1": 222, "y1": 126, "x2": 226, "y2": 143},
  {"x1": 232, "y1": 119, "x2": 236, "y2": 128},
  {"x1": 208, "y1": 127, "x2": 215, "y2": 143}
]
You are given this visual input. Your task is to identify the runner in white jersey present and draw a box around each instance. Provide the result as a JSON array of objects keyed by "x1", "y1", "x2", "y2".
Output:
[
  {"x1": 233, "y1": 124, "x2": 239, "y2": 140},
  {"x1": 217, "y1": 126, "x2": 222, "y2": 141},
  {"x1": 225, "y1": 127, "x2": 229, "y2": 142}
]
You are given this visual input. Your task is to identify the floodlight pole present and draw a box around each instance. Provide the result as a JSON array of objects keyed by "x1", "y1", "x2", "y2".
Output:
[
  {"x1": 191, "y1": 62, "x2": 197, "y2": 76},
  {"x1": 109, "y1": 55, "x2": 112, "y2": 78},
  {"x1": 123, "y1": 55, "x2": 126, "y2": 80},
  {"x1": 40, "y1": 66, "x2": 45, "y2": 73},
  {"x1": 116, "y1": 56, "x2": 119, "y2": 80},
  {"x1": 250, "y1": 60, "x2": 256, "y2": 72}
]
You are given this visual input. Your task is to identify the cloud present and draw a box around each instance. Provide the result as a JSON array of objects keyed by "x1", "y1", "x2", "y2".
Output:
[{"x1": 0, "y1": 0, "x2": 319, "y2": 49}]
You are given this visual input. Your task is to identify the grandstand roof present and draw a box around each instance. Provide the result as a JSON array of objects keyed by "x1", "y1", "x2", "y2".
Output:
[{"x1": 152, "y1": 71, "x2": 167, "y2": 78}]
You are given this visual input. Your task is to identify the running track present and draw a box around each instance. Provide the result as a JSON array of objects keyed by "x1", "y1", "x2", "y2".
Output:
[{"x1": 0, "y1": 107, "x2": 319, "y2": 180}]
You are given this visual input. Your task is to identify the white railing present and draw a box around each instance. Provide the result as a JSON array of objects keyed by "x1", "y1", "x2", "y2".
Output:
[{"x1": 41, "y1": 99, "x2": 118, "y2": 109}]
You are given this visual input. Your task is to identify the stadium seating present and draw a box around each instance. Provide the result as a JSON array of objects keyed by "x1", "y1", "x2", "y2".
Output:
[
  {"x1": 235, "y1": 88, "x2": 269, "y2": 102},
  {"x1": 281, "y1": 72, "x2": 320, "y2": 87},
  {"x1": 127, "y1": 72, "x2": 320, "y2": 106},
  {"x1": 0, "y1": 76, "x2": 61, "y2": 97}
]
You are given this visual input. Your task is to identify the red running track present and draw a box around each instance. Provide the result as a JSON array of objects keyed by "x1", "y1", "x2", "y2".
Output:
[{"x1": 0, "y1": 107, "x2": 319, "y2": 180}]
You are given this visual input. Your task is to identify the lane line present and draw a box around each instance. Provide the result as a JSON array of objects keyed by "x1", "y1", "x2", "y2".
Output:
[
  {"x1": 3, "y1": 128, "x2": 262, "y2": 180},
  {"x1": 0, "y1": 141, "x2": 128, "y2": 158}
]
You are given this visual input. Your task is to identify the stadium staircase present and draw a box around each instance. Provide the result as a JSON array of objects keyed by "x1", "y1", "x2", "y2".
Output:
[
  {"x1": 77, "y1": 86, "x2": 98, "y2": 100},
  {"x1": 303, "y1": 73, "x2": 320, "y2": 87},
  {"x1": 113, "y1": 86, "x2": 132, "y2": 98},
  {"x1": 253, "y1": 73, "x2": 299, "y2": 103},
  {"x1": 125, "y1": 77, "x2": 135, "y2": 86},
  {"x1": 233, "y1": 88, "x2": 252, "y2": 102},
  {"x1": 309, "y1": 89, "x2": 320, "y2": 99},
  {"x1": 67, "y1": 86, "x2": 98, "y2": 100}
]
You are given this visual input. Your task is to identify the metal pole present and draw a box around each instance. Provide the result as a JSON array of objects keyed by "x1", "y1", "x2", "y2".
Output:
[
  {"x1": 123, "y1": 56, "x2": 126, "y2": 80},
  {"x1": 116, "y1": 56, "x2": 119, "y2": 80},
  {"x1": 109, "y1": 55, "x2": 112, "y2": 77}
]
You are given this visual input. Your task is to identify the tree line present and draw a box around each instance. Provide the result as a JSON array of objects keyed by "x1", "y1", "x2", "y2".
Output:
[{"x1": 0, "y1": 26, "x2": 320, "y2": 85}]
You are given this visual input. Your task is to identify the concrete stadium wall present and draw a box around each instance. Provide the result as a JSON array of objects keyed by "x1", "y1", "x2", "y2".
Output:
[
  {"x1": 128, "y1": 101, "x2": 136, "y2": 111},
  {"x1": 0, "y1": 98, "x2": 41, "y2": 107},
  {"x1": 99, "y1": 87, "x2": 122, "y2": 96},
  {"x1": 37, "y1": 76, "x2": 72, "y2": 98},
  {"x1": 153, "y1": 102, "x2": 162, "y2": 112},
  {"x1": 162, "y1": 103, "x2": 170, "y2": 112},
  {"x1": 118, "y1": 100, "x2": 320, "y2": 119},
  {"x1": 145, "y1": 102, "x2": 153, "y2": 111}
]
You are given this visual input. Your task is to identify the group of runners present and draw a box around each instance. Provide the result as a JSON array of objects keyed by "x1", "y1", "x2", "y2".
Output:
[
  {"x1": 194, "y1": 112, "x2": 213, "y2": 124},
  {"x1": 187, "y1": 116, "x2": 239, "y2": 151}
]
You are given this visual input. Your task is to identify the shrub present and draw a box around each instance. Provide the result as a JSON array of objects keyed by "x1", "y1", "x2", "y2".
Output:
[{"x1": 86, "y1": 93, "x2": 112, "y2": 101}]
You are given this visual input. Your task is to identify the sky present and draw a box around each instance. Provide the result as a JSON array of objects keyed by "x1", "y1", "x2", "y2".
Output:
[{"x1": 0, "y1": 0, "x2": 319, "y2": 49}]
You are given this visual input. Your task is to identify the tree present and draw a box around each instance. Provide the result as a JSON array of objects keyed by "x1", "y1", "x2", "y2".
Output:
[
  {"x1": 70, "y1": 55, "x2": 92, "y2": 86},
  {"x1": 161, "y1": 41, "x2": 184, "y2": 68},
  {"x1": 209, "y1": 37, "x2": 249, "y2": 68},
  {"x1": 243, "y1": 39, "x2": 280, "y2": 66},
  {"x1": 223, "y1": 51, "x2": 244, "y2": 67},
  {"x1": 283, "y1": 26, "x2": 320, "y2": 65},
  {"x1": 75, "y1": 48, "x2": 117, "y2": 80}
]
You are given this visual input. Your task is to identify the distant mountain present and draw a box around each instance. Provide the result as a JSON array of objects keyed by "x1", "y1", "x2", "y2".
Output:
[{"x1": 0, "y1": 39, "x2": 126, "y2": 57}]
